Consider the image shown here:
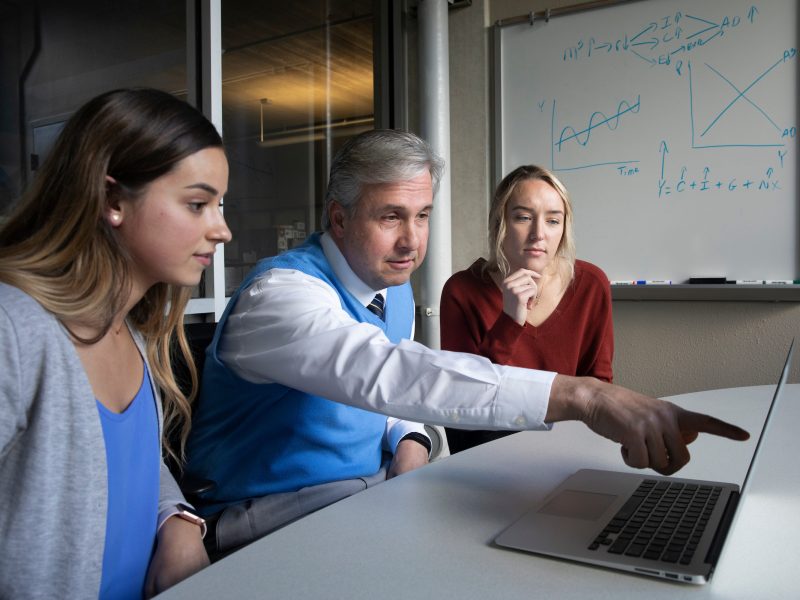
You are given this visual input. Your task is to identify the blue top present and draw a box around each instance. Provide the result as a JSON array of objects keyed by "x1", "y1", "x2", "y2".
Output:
[
  {"x1": 186, "y1": 233, "x2": 415, "y2": 514},
  {"x1": 97, "y1": 362, "x2": 160, "y2": 600}
]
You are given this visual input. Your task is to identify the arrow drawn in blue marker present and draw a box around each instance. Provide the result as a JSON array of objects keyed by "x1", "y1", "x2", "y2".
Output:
[
  {"x1": 631, "y1": 50, "x2": 656, "y2": 65},
  {"x1": 684, "y1": 14, "x2": 719, "y2": 40},
  {"x1": 631, "y1": 38, "x2": 658, "y2": 50},
  {"x1": 659, "y1": 141, "x2": 669, "y2": 179},
  {"x1": 630, "y1": 22, "x2": 656, "y2": 42}
]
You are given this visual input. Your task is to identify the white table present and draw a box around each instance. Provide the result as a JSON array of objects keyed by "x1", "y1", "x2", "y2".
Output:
[{"x1": 160, "y1": 384, "x2": 799, "y2": 599}]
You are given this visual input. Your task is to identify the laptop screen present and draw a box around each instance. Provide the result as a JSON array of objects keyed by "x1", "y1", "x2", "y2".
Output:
[{"x1": 739, "y1": 338, "x2": 794, "y2": 494}]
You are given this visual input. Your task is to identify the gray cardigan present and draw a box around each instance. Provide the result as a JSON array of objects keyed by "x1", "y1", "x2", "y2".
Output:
[{"x1": 0, "y1": 282, "x2": 187, "y2": 599}]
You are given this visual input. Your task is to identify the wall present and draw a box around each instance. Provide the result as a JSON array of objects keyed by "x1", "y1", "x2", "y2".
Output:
[
  {"x1": 443, "y1": 0, "x2": 800, "y2": 397},
  {"x1": 448, "y1": 1, "x2": 493, "y2": 274}
]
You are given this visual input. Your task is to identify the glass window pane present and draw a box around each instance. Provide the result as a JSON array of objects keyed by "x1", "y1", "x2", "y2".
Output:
[
  {"x1": 1, "y1": 0, "x2": 195, "y2": 295},
  {"x1": 221, "y1": 1, "x2": 374, "y2": 294},
  {"x1": 0, "y1": 0, "x2": 187, "y2": 211}
]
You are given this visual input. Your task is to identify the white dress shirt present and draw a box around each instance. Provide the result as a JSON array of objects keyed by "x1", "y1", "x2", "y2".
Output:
[{"x1": 219, "y1": 233, "x2": 556, "y2": 450}]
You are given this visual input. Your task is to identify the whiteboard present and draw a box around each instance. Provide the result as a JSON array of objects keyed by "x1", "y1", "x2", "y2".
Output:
[{"x1": 495, "y1": 0, "x2": 798, "y2": 283}]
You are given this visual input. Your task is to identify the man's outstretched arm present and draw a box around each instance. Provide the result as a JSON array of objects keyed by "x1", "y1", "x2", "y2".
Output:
[{"x1": 548, "y1": 376, "x2": 750, "y2": 475}]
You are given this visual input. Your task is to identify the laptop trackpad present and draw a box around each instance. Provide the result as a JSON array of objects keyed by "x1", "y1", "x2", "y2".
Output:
[{"x1": 538, "y1": 490, "x2": 617, "y2": 521}]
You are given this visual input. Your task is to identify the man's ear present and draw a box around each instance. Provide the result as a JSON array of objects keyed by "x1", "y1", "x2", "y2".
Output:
[
  {"x1": 328, "y1": 200, "x2": 347, "y2": 239},
  {"x1": 103, "y1": 175, "x2": 124, "y2": 228}
]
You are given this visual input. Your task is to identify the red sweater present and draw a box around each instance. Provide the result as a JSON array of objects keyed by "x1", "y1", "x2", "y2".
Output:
[
  {"x1": 441, "y1": 258, "x2": 614, "y2": 379},
  {"x1": 440, "y1": 259, "x2": 614, "y2": 452}
]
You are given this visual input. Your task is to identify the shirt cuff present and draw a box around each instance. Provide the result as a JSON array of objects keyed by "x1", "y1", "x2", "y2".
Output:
[
  {"x1": 399, "y1": 432, "x2": 432, "y2": 455},
  {"x1": 385, "y1": 417, "x2": 430, "y2": 454},
  {"x1": 492, "y1": 366, "x2": 556, "y2": 430}
]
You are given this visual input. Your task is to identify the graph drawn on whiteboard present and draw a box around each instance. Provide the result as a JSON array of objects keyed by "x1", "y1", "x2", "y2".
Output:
[
  {"x1": 689, "y1": 51, "x2": 795, "y2": 149},
  {"x1": 496, "y1": 0, "x2": 799, "y2": 282},
  {"x1": 550, "y1": 96, "x2": 641, "y2": 172}
]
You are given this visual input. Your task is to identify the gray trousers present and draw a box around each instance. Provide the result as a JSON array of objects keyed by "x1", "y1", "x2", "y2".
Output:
[{"x1": 208, "y1": 466, "x2": 388, "y2": 558}]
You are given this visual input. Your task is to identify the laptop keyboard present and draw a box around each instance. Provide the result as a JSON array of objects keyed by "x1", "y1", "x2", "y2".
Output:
[{"x1": 588, "y1": 479, "x2": 722, "y2": 565}]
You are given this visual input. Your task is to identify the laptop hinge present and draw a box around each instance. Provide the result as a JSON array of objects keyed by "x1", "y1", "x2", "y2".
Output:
[{"x1": 705, "y1": 490, "x2": 740, "y2": 565}]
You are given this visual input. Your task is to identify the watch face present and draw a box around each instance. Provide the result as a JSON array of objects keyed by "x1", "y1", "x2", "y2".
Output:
[{"x1": 178, "y1": 510, "x2": 205, "y2": 526}]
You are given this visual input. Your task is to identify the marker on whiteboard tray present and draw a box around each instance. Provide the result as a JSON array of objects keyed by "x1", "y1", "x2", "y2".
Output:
[
  {"x1": 645, "y1": 280, "x2": 672, "y2": 285},
  {"x1": 764, "y1": 279, "x2": 794, "y2": 285},
  {"x1": 735, "y1": 279, "x2": 765, "y2": 285},
  {"x1": 610, "y1": 280, "x2": 636, "y2": 285}
]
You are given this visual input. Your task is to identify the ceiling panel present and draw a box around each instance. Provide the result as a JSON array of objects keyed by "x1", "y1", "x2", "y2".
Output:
[{"x1": 221, "y1": 0, "x2": 374, "y2": 141}]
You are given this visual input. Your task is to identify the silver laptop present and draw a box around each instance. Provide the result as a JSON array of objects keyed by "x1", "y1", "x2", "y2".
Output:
[{"x1": 494, "y1": 339, "x2": 794, "y2": 584}]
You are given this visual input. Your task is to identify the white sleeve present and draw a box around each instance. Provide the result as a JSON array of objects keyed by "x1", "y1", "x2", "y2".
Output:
[
  {"x1": 383, "y1": 417, "x2": 429, "y2": 454},
  {"x1": 219, "y1": 268, "x2": 555, "y2": 431}
]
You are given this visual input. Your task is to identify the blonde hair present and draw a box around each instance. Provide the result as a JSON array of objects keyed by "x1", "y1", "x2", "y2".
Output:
[
  {"x1": 485, "y1": 165, "x2": 576, "y2": 285},
  {"x1": 0, "y1": 88, "x2": 224, "y2": 464}
]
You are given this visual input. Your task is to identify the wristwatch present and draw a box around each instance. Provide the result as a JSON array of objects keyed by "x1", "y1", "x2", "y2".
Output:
[{"x1": 173, "y1": 505, "x2": 207, "y2": 537}]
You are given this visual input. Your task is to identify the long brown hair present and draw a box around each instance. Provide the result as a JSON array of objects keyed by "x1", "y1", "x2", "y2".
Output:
[{"x1": 0, "y1": 88, "x2": 224, "y2": 463}]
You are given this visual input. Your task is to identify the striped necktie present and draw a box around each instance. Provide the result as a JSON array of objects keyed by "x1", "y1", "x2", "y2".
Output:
[{"x1": 367, "y1": 293, "x2": 385, "y2": 321}]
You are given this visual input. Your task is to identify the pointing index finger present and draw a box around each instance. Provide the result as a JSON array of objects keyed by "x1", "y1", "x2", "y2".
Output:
[{"x1": 678, "y1": 410, "x2": 750, "y2": 441}]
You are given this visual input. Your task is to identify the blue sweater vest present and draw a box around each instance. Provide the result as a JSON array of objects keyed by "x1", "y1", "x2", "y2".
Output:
[{"x1": 186, "y1": 233, "x2": 415, "y2": 514}]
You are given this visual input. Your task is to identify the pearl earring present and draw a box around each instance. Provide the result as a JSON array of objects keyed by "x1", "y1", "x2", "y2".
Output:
[{"x1": 110, "y1": 213, "x2": 121, "y2": 224}]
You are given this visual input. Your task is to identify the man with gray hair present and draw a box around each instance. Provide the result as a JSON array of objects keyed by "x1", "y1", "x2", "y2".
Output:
[{"x1": 186, "y1": 129, "x2": 748, "y2": 559}]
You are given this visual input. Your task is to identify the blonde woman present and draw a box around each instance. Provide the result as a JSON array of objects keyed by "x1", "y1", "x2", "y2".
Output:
[
  {"x1": 0, "y1": 88, "x2": 231, "y2": 598},
  {"x1": 441, "y1": 165, "x2": 613, "y2": 453}
]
